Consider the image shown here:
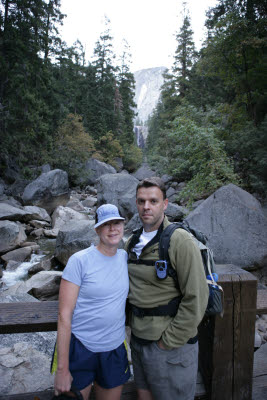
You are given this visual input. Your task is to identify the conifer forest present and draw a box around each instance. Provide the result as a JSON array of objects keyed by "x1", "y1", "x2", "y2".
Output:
[{"x1": 0, "y1": 0, "x2": 267, "y2": 203}]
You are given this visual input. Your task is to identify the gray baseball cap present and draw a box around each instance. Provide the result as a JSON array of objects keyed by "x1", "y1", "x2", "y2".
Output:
[{"x1": 94, "y1": 204, "x2": 125, "y2": 228}]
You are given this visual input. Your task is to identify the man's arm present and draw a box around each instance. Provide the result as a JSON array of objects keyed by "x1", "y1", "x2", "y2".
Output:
[{"x1": 160, "y1": 230, "x2": 209, "y2": 349}]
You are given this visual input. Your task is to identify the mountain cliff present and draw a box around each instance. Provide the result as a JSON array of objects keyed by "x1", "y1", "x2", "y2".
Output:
[{"x1": 134, "y1": 66, "x2": 167, "y2": 126}]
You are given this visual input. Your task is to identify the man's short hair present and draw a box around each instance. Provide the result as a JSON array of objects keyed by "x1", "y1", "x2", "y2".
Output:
[{"x1": 136, "y1": 177, "x2": 167, "y2": 200}]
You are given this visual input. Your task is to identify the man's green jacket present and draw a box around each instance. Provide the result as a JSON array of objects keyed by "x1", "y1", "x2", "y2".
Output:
[{"x1": 126, "y1": 216, "x2": 209, "y2": 350}]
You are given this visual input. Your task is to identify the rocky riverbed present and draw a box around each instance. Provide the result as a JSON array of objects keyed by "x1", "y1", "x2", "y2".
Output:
[{"x1": 0, "y1": 159, "x2": 267, "y2": 395}]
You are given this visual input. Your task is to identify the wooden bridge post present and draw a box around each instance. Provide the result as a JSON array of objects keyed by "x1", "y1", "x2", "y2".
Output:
[{"x1": 198, "y1": 264, "x2": 258, "y2": 400}]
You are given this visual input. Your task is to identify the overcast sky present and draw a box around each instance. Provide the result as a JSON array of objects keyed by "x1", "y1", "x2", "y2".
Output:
[{"x1": 59, "y1": 0, "x2": 218, "y2": 72}]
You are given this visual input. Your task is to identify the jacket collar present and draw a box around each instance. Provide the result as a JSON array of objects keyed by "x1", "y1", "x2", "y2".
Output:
[{"x1": 128, "y1": 215, "x2": 170, "y2": 254}]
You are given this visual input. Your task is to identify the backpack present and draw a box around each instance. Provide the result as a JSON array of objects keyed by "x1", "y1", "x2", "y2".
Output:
[{"x1": 159, "y1": 221, "x2": 224, "y2": 317}]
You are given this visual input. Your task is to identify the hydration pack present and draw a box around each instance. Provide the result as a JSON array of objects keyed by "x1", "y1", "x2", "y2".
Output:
[{"x1": 159, "y1": 221, "x2": 224, "y2": 317}]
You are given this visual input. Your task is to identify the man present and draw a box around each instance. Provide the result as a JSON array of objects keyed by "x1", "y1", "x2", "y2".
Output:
[{"x1": 126, "y1": 177, "x2": 209, "y2": 400}]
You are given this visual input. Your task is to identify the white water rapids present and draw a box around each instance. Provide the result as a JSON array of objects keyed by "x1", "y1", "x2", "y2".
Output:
[{"x1": 1, "y1": 253, "x2": 46, "y2": 288}]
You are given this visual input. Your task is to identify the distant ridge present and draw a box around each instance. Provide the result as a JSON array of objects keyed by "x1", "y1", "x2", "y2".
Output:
[{"x1": 134, "y1": 66, "x2": 167, "y2": 124}]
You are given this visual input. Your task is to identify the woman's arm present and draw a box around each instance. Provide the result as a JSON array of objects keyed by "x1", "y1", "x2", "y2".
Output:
[{"x1": 54, "y1": 278, "x2": 80, "y2": 395}]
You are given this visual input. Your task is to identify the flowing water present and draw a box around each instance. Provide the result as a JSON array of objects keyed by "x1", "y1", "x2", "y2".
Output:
[
  {"x1": 1, "y1": 238, "x2": 57, "y2": 288},
  {"x1": 2, "y1": 253, "x2": 46, "y2": 287}
]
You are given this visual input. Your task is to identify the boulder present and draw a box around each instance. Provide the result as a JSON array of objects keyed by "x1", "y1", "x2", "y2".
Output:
[
  {"x1": 23, "y1": 205, "x2": 51, "y2": 223},
  {"x1": 0, "y1": 221, "x2": 27, "y2": 253},
  {"x1": 186, "y1": 184, "x2": 267, "y2": 268},
  {"x1": 79, "y1": 158, "x2": 117, "y2": 186},
  {"x1": 65, "y1": 198, "x2": 85, "y2": 212},
  {"x1": 97, "y1": 173, "x2": 139, "y2": 219},
  {"x1": 0, "y1": 343, "x2": 54, "y2": 395},
  {"x1": 55, "y1": 220, "x2": 98, "y2": 266},
  {"x1": 2, "y1": 271, "x2": 62, "y2": 300},
  {"x1": 161, "y1": 174, "x2": 173, "y2": 189},
  {"x1": 82, "y1": 196, "x2": 97, "y2": 208},
  {"x1": 43, "y1": 228, "x2": 58, "y2": 238},
  {"x1": 1, "y1": 246, "x2": 32, "y2": 265},
  {"x1": 5, "y1": 179, "x2": 29, "y2": 198},
  {"x1": 31, "y1": 228, "x2": 44, "y2": 238},
  {"x1": 125, "y1": 213, "x2": 142, "y2": 233},
  {"x1": 166, "y1": 187, "x2": 180, "y2": 203},
  {"x1": 0, "y1": 203, "x2": 28, "y2": 221},
  {"x1": 22, "y1": 169, "x2": 69, "y2": 213},
  {"x1": 0, "y1": 182, "x2": 5, "y2": 196},
  {"x1": 29, "y1": 219, "x2": 50, "y2": 229},
  {"x1": 132, "y1": 163, "x2": 157, "y2": 181},
  {"x1": 51, "y1": 206, "x2": 90, "y2": 233},
  {"x1": 0, "y1": 196, "x2": 23, "y2": 209},
  {"x1": 166, "y1": 203, "x2": 188, "y2": 222},
  {"x1": 28, "y1": 258, "x2": 52, "y2": 275},
  {"x1": 5, "y1": 260, "x2": 22, "y2": 272}
]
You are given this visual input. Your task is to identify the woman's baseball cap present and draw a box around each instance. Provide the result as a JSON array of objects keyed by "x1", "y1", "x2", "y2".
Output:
[{"x1": 94, "y1": 204, "x2": 125, "y2": 228}]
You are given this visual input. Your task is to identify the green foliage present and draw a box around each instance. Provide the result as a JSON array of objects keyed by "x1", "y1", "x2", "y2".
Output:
[
  {"x1": 94, "y1": 131, "x2": 124, "y2": 168},
  {"x1": 0, "y1": 3, "x2": 137, "y2": 176},
  {"x1": 147, "y1": 0, "x2": 266, "y2": 202},
  {"x1": 166, "y1": 106, "x2": 239, "y2": 203},
  {"x1": 51, "y1": 114, "x2": 95, "y2": 184},
  {"x1": 122, "y1": 143, "x2": 143, "y2": 172}
]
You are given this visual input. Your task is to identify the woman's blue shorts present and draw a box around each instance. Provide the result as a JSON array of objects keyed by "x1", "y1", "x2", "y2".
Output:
[{"x1": 69, "y1": 333, "x2": 131, "y2": 390}]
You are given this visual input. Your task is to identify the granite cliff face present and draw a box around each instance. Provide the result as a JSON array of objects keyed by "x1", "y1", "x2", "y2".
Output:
[{"x1": 134, "y1": 66, "x2": 167, "y2": 127}]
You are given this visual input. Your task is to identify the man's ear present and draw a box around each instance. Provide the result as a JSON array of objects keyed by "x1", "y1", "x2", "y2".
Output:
[{"x1": 163, "y1": 198, "x2": 168, "y2": 211}]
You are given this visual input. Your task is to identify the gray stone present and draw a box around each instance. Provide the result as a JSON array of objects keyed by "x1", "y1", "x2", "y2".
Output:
[
  {"x1": 0, "y1": 221, "x2": 27, "y2": 253},
  {"x1": 28, "y1": 258, "x2": 52, "y2": 275},
  {"x1": 80, "y1": 158, "x2": 117, "y2": 186},
  {"x1": 97, "y1": 173, "x2": 139, "y2": 219},
  {"x1": 22, "y1": 169, "x2": 69, "y2": 213},
  {"x1": 5, "y1": 260, "x2": 22, "y2": 271},
  {"x1": 0, "y1": 196, "x2": 23, "y2": 209},
  {"x1": 132, "y1": 163, "x2": 156, "y2": 181},
  {"x1": 2, "y1": 271, "x2": 62, "y2": 300},
  {"x1": 5, "y1": 179, "x2": 29, "y2": 198},
  {"x1": 41, "y1": 163, "x2": 51, "y2": 173},
  {"x1": 0, "y1": 203, "x2": 27, "y2": 221},
  {"x1": 52, "y1": 205, "x2": 90, "y2": 233},
  {"x1": 0, "y1": 293, "x2": 39, "y2": 303},
  {"x1": 65, "y1": 199, "x2": 85, "y2": 212},
  {"x1": 43, "y1": 228, "x2": 58, "y2": 238},
  {"x1": 165, "y1": 203, "x2": 188, "y2": 222},
  {"x1": 0, "y1": 343, "x2": 54, "y2": 395},
  {"x1": 82, "y1": 196, "x2": 97, "y2": 208},
  {"x1": 31, "y1": 228, "x2": 44, "y2": 238},
  {"x1": 55, "y1": 220, "x2": 98, "y2": 265},
  {"x1": 255, "y1": 331, "x2": 262, "y2": 348},
  {"x1": 23, "y1": 205, "x2": 51, "y2": 223},
  {"x1": 186, "y1": 184, "x2": 267, "y2": 268},
  {"x1": 1, "y1": 246, "x2": 32, "y2": 265},
  {"x1": 0, "y1": 183, "x2": 5, "y2": 196},
  {"x1": 125, "y1": 213, "x2": 142, "y2": 233},
  {"x1": 29, "y1": 219, "x2": 50, "y2": 229}
]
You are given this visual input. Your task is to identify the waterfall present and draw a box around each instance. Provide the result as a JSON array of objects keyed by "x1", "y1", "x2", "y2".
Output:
[{"x1": 134, "y1": 126, "x2": 148, "y2": 149}]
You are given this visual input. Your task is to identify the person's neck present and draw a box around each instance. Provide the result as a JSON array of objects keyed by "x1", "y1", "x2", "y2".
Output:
[
  {"x1": 97, "y1": 243, "x2": 117, "y2": 257},
  {"x1": 143, "y1": 216, "x2": 164, "y2": 233}
]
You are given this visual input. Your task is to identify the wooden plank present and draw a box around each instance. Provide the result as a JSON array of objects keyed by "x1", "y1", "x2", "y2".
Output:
[
  {"x1": 233, "y1": 272, "x2": 257, "y2": 400},
  {"x1": 0, "y1": 301, "x2": 58, "y2": 333},
  {"x1": 256, "y1": 290, "x2": 267, "y2": 314},
  {"x1": 0, "y1": 381, "x2": 207, "y2": 400},
  {"x1": 199, "y1": 264, "x2": 258, "y2": 400}
]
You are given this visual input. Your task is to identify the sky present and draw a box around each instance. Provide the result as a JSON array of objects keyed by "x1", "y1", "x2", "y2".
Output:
[{"x1": 59, "y1": 0, "x2": 218, "y2": 73}]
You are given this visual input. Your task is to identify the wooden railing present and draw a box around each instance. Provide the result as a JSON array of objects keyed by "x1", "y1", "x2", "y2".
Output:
[{"x1": 0, "y1": 264, "x2": 267, "y2": 400}]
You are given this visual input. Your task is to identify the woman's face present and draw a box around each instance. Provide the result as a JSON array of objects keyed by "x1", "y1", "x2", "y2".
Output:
[{"x1": 96, "y1": 220, "x2": 124, "y2": 248}]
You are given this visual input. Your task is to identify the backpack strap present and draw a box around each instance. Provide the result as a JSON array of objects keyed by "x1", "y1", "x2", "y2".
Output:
[{"x1": 159, "y1": 223, "x2": 183, "y2": 288}]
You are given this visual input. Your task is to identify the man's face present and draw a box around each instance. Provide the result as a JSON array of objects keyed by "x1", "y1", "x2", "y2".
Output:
[{"x1": 136, "y1": 186, "x2": 168, "y2": 232}]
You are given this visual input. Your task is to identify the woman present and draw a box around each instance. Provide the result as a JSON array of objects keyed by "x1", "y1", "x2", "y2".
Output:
[{"x1": 53, "y1": 204, "x2": 130, "y2": 400}]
